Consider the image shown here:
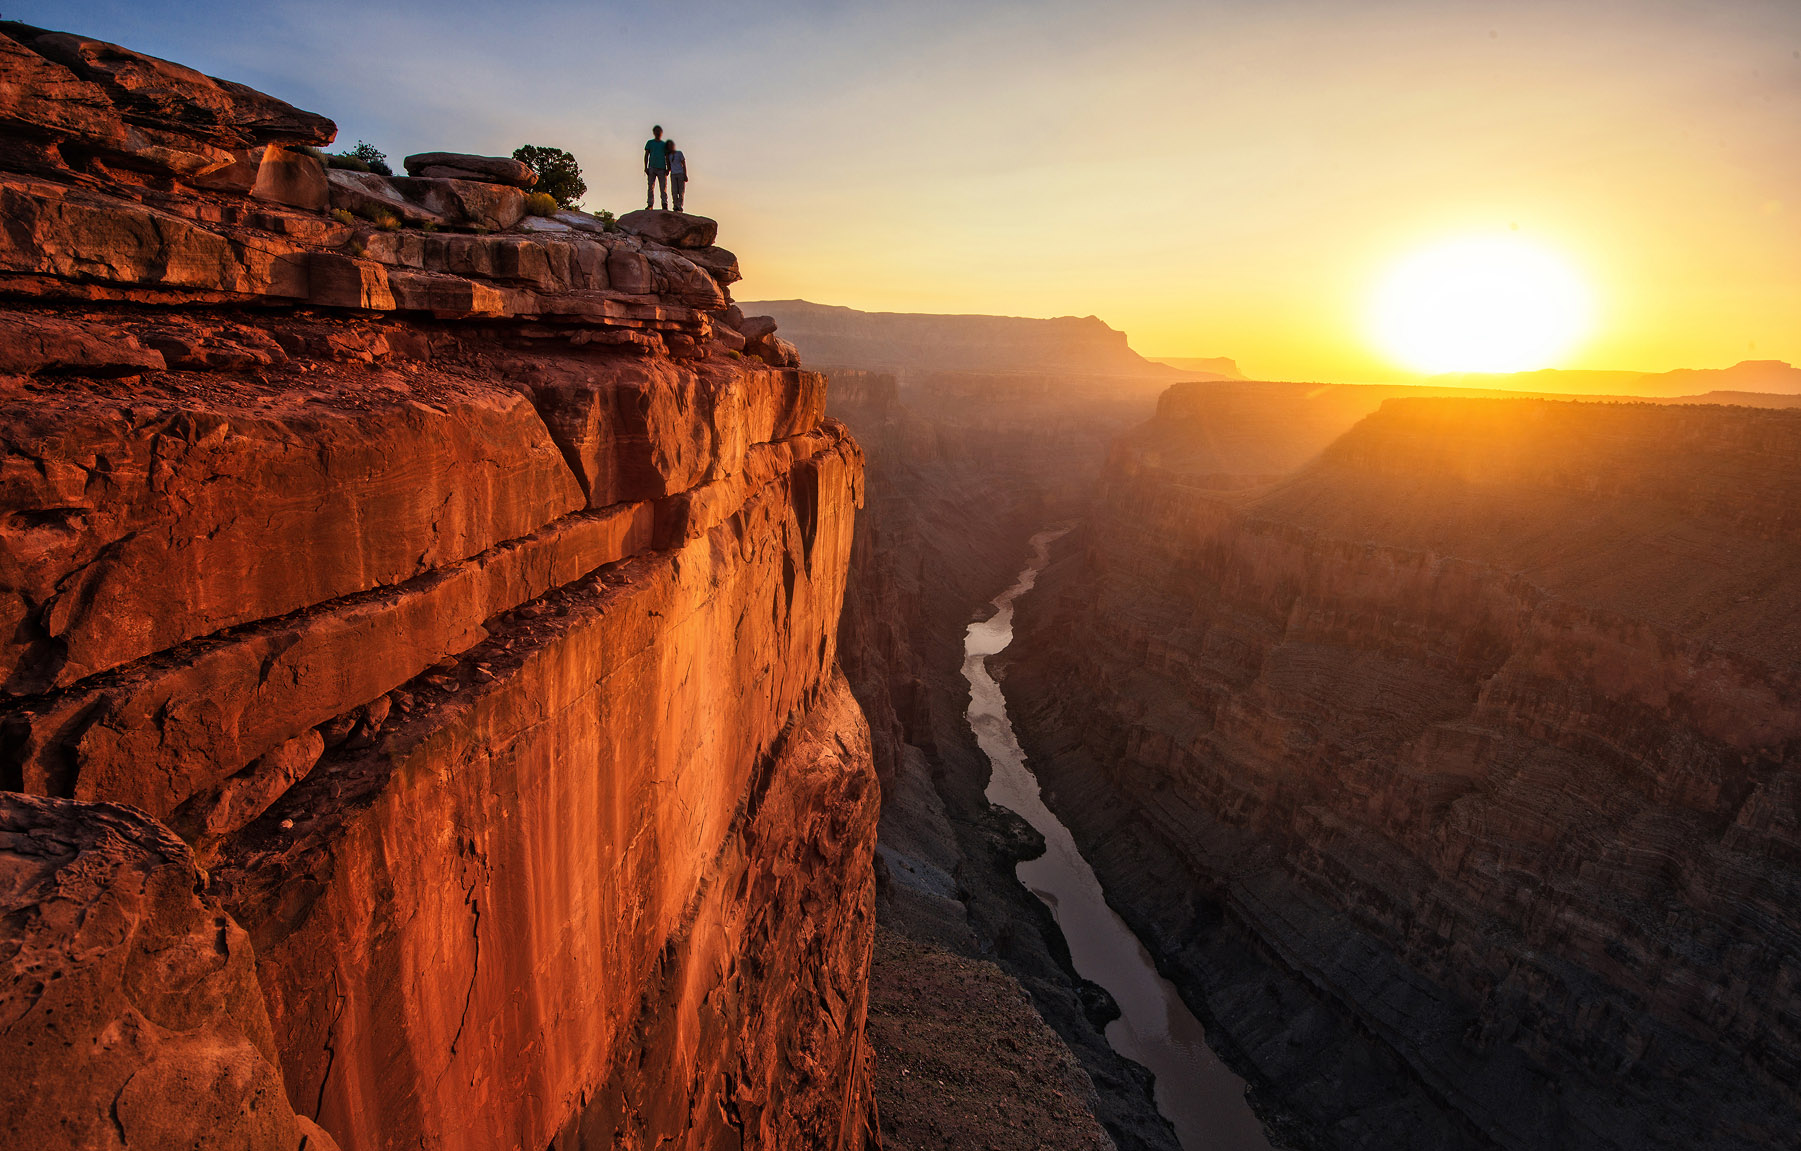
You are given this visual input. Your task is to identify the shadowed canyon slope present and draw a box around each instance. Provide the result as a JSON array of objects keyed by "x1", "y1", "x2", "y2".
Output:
[
  {"x1": 1006, "y1": 380, "x2": 1801, "y2": 1149},
  {"x1": 0, "y1": 23, "x2": 876, "y2": 1151},
  {"x1": 819, "y1": 348, "x2": 1188, "y2": 1145}
]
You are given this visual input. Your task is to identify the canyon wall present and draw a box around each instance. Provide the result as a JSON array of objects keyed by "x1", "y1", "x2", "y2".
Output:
[
  {"x1": 825, "y1": 363, "x2": 1194, "y2": 1149},
  {"x1": 740, "y1": 300, "x2": 1181, "y2": 377},
  {"x1": 1008, "y1": 381, "x2": 1801, "y2": 1149},
  {"x1": 0, "y1": 23, "x2": 877, "y2": 1151}
]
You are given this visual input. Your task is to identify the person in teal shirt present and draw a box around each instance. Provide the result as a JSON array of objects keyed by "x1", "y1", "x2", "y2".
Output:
[{"x1": 644, "y1": 125, "x2": 671, "y2": 210}]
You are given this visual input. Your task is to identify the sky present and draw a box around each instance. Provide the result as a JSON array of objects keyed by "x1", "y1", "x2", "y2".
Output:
[{"x1": 19, "y1": 0, "x2": 1801, "y2": 382}]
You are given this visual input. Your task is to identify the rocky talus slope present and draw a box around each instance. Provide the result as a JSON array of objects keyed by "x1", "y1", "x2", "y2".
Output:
[
  {"x1": 0, "y1": 23, "x2": 875, "y2": 1151},
  {"x1": 1008, "y1": 382, "x2": 1801, "y2": 1149}
]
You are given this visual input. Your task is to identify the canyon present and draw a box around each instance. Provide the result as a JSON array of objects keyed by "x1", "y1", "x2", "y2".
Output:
[
  {"x1": 0, "y1": 22, "x2": 873, "y2": 1151},
  {"x1": 1005, "y1": 381, "x2": 1801, "y2": 1149},
  {"x1": 5, "y1": 18, "x2": 1799, "y2": 1151}
]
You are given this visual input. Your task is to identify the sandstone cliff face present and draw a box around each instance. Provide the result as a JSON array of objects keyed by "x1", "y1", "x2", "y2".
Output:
[
  {"x1": 0, "y1": 24, "x2": 876, "y2": 1151},
  {"x1": 1008, "y1": 385, "x2": 1801, "y2": 1149}
]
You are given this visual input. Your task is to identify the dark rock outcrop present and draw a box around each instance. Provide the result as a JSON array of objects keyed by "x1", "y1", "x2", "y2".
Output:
[{"x1": 1007, "y1": 383, "x2": 1801, "y2": 1150}]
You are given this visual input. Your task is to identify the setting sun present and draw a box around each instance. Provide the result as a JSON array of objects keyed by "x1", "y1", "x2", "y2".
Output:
[{"x1": 1371, "y1": 236, "x2": 1594, "y2": 375}]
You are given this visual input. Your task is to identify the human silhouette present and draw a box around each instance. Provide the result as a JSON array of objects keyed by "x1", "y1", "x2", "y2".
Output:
[
  {"x1": 667, "y1": 139, "x2": 688, "y2": 212},
  {"x1": 644, "y1": 125, "x2": 670, "y2": 210}
]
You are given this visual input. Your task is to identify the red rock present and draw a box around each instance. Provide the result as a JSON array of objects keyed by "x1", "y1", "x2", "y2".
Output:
[
  {"x1": 0, "y1": 793, "x2": 322, "y2": 1151},
  {"x1": 213, "y1": 434, "x2": 869, "y2": 1151},
  {"x1": 324, "y1": 167, "x2": 446, "y2": 226},
  {"x1": 685, "y1": 243, "x2": 742, "y2": 286},
  {"x1": 616, "y1": 209, "x2": 720, "y2": 249},
  {"x1": 8, "y1": 24, "x2": 335, "y2": 147},
  {"x1": 0, "y1": 311, "x2": 165, "y2": 375},
  {"x1": 606, "y1": 244, "x2": 653, "y2": 295},
  {"x1": 7, "y1": 500, "x2": 658, "y2": 823},
  {"x1": 0, "y1": 27, "x2": 878, "y2": 1151},
  {"x1": 403, "y1": 151, "x2": 536, "y2": 187},
  {"x1": 0, "y1": 32, "x2": 126, "y2": 150},
  {"x1": 248, "y1": 144, "x2": 327, "y2": 211},
  {"x1": 643, "y1": 247, "x2": 727, "y2": 309},
  {"x1": 306, "y1": 252, "x2": 396, "y2": 309},
  {"x1": 389, "y1": 175, "x2": 527, "y2": 230},
  {"x1": 0, "y1": 375, "x2": 584, "y2": 692},
  {"x1": 0, "y1": 175, "x2": 312, "y2": 300}
]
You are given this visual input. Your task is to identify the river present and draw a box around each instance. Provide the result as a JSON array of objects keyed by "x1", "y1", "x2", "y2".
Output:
[{"x1": 963, "y1": 527, "x2": 1273, "y2": 1151}]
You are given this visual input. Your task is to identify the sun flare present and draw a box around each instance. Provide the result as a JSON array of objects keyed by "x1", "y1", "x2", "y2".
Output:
[{"x1": 1371, "y1": 236, "x2": 1593, "y2": 375}]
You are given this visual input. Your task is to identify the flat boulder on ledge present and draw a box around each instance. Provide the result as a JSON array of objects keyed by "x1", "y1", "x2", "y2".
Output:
[
  {"x1": 402, "y1": 151, "x2": 536, "y2": 187},
  {"x1": 616, "y1": 209, "x2": 719, "y2": 249}
]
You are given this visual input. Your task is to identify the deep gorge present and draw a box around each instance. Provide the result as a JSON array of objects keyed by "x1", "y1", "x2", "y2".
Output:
[{"x1": 3, "y1": 21, "x2": 1800, "y2": 1151}]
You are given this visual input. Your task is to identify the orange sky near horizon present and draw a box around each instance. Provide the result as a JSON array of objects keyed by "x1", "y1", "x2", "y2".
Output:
[
  {"x1": 28, "y1": 0, "x2": 1801, "y2": 384},
  {"x1": 712, "y1": 2, "x2": 1801, "y2": 382}
]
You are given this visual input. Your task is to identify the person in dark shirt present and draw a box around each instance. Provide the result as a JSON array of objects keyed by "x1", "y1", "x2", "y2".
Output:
[
  {"x1": 644, "y1": 125, "x2": 670, "y2": 210},
  {"x1": 667, "y1": 139, "x2": 688, "y2": 212}
]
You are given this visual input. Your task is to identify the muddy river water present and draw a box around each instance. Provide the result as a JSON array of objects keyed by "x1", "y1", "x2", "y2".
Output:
[{"x1": 963, "y1": 528, "x2": 1273, "y2": 1151}]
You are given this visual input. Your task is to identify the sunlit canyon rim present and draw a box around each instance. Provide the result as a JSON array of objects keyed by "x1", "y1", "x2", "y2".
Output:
[{"x1": 4, "y1": 17, "x2": 1801, "y2": 1151}]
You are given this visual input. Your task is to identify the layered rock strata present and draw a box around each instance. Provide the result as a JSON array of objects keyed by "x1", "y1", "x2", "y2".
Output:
[
  {"x1": 1008, "y1": 385, "x2": 1801, "y2": 1149},
  {"x1": 0, "y1": 24, "x2": 876, "y2": 1151}
]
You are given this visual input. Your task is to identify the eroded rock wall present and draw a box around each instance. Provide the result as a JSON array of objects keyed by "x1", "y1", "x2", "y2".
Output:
[
  {"x1": 0, "y1": 24, "x2": 876, "y2": 1151},
  {"x1": 1008, "y1": 388, "x2": 1801, "y2": 1149}
]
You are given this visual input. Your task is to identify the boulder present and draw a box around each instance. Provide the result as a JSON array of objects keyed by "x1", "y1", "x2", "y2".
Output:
[
  {"x1": 325, "y1": 167, "x2": 446, "y2": 226},
  {"x1": 0, "y1": 793, "x2": 318, "y2": 1151},
  {"x1": 390, "y1": 176, "x2": 527, "y2": 230},
  {"x1": 517, "y1": 215, "x2": 572, "y2": 233},
  {"x1": 644, "y1": 248, "x2": 727, "y2": 310},
  {"x1": 684, "y1": 244, "x2": 741, "y2": 286},
  {"x1": 553, "y1": 209, "x2": 613, "y2": 234},
  {"x1": 738, "y1": 314, "x2": 778, "y2": 342},
  {"x1": 188, "y1": 145, "x2": 262, "y2": 193},
  {"x1": 402, "y1": 151, "x2": 536, "y2": 187},
  {"x1": 247, "y1": 144, "x2": 327, "y2": 212},
  {"x1": 746, "y1": 332, "x2": 800, "y2": 369},
  {"x1": 616, "y1": 209, "x2": 719, "y2": 249}
]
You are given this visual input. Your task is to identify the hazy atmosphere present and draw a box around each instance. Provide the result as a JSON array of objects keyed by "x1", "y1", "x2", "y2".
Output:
[{"x1": 20, "y1": 0, "x2": 1801, "y2": 380}]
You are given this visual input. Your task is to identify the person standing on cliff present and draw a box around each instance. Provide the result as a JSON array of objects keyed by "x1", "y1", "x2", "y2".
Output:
[
  {"x1": 667, "y1": 139, "x2": 688, "y2": 212},
  {"x1": 644, "y1": 125, "x2": 671, "y2": 210}
]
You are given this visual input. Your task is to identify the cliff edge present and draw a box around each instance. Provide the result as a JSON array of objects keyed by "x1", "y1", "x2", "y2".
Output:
[{"x1": 0, "y1": 24, "x2": 877, "y2": 1151}]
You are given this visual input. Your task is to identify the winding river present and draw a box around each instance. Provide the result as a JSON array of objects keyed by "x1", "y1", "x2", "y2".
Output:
[{"x1": 963, "y1": 528, "x2": 1273, "y2": 1151}]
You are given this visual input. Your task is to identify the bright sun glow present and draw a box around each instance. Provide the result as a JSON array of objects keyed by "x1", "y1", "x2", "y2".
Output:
[{"x1": 1371, "y1": 236, "x2": 1594, "y2": 374}]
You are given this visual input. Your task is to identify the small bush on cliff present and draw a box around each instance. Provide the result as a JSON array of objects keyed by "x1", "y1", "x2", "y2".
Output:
[
  {"x1": 525, "y1": 191, "x2": 558, "y2": 217},
  {"x1": 512, "y1": 145, "x2": 585, "y2": 208},
  {"x1": 330, "y1": 208, "x2": 355, "y2": 226},
  {"x1": 325, "y1": 141, "x2": 392, "y2": 176},
  {"x1": 593, "y1": 208, "x2": 617, "y2": 232}
]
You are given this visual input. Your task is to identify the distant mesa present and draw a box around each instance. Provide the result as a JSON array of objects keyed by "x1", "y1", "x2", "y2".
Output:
[
  {"x1": 1148, "y1": 355, "x2": 1243, "y2": 379},
  {"x1": 1436, "y1": 358, "x2": 1801, "y2": 398},
  {"x1": 736, "y1": 299, "x2": 1183, "y2": 377}
]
